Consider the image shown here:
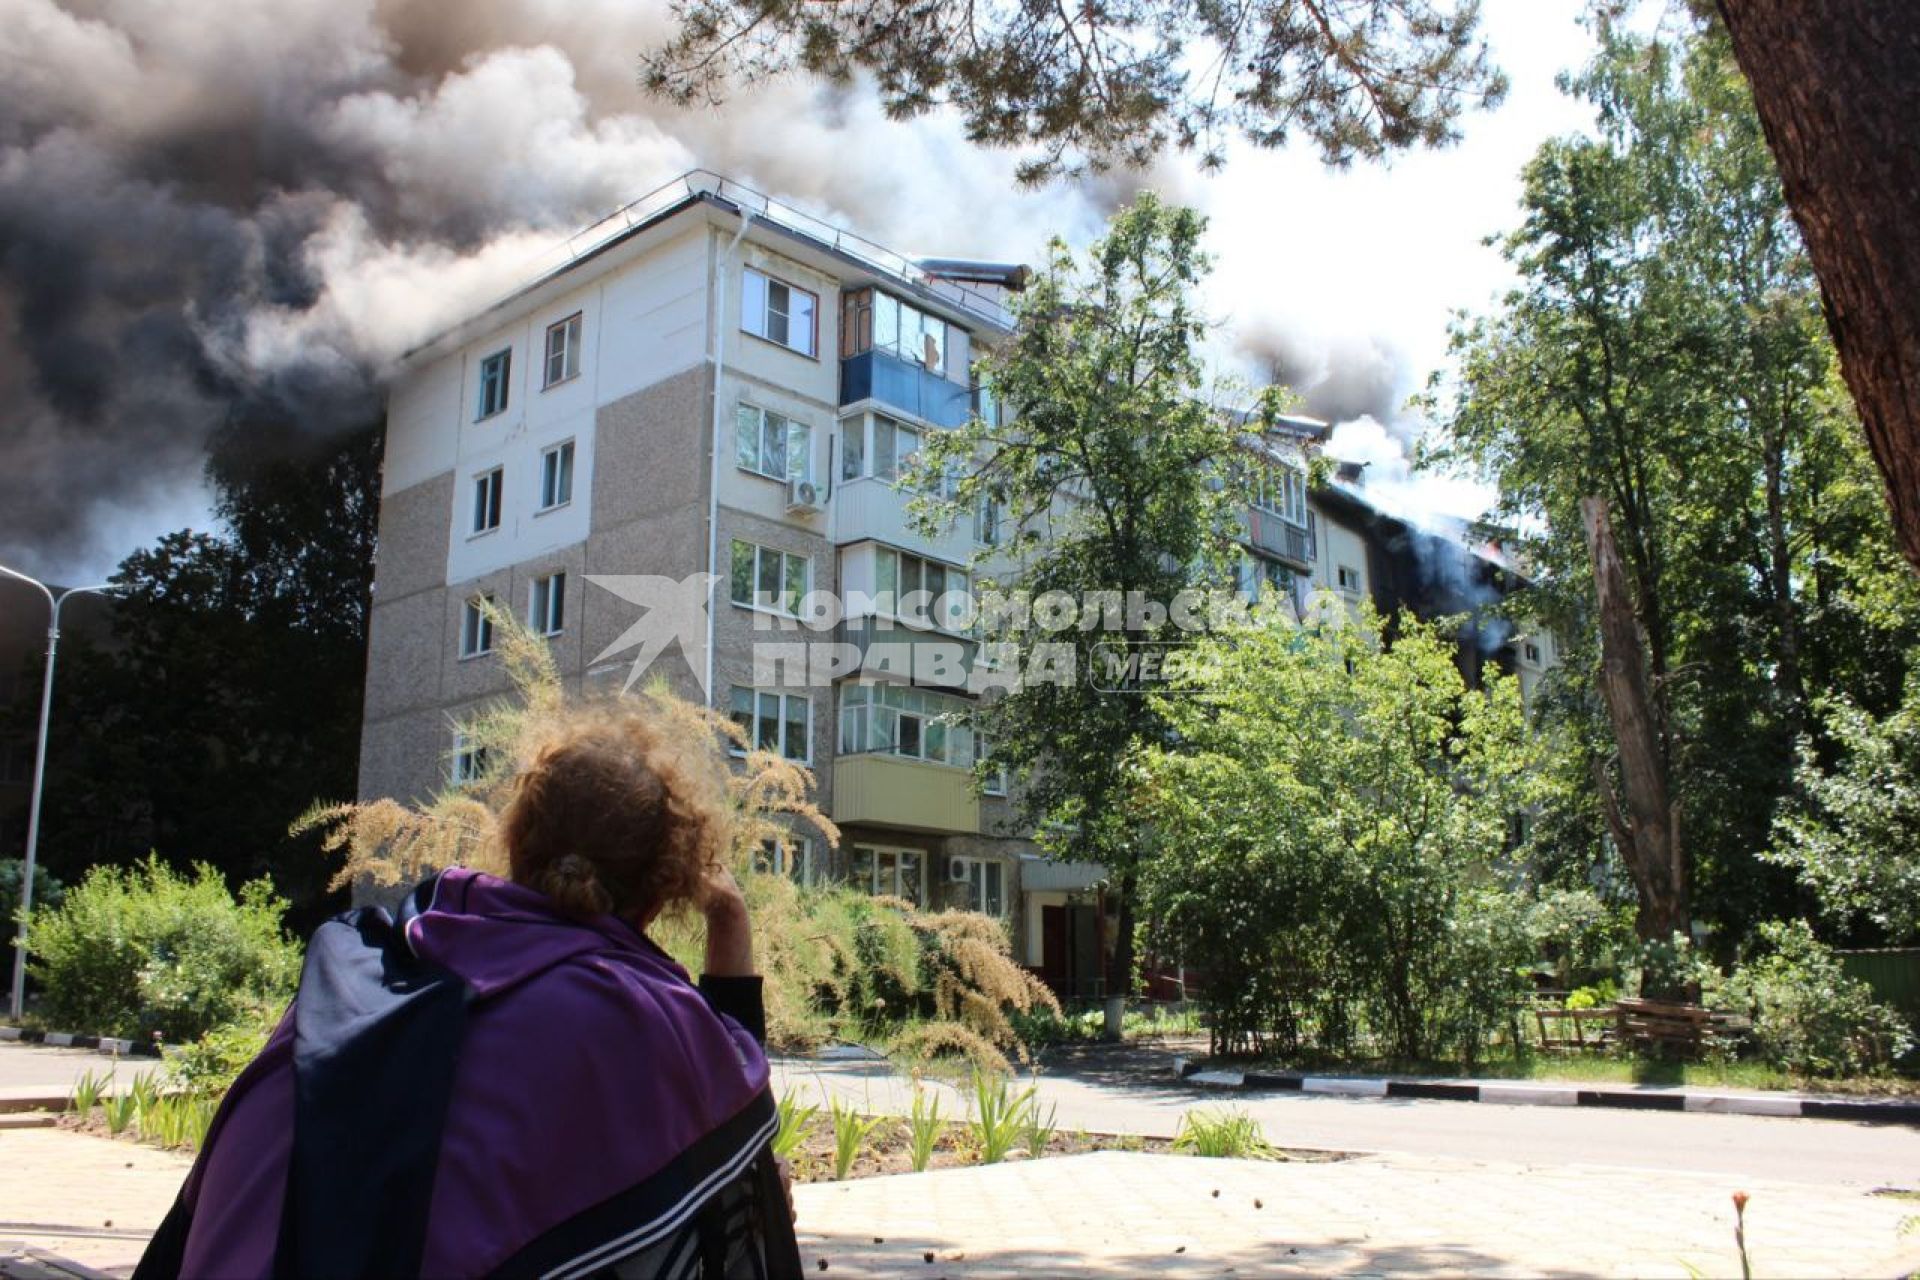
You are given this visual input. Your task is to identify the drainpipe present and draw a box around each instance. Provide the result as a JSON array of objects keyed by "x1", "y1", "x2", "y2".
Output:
[{"x1": 706, "y1": 206, "x2": 754, "y2": 705}]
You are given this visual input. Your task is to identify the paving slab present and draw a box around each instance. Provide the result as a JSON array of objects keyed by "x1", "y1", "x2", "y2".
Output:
[{"x1": 792, "y1": 1150, "x2": 1920, "y2": 1278}]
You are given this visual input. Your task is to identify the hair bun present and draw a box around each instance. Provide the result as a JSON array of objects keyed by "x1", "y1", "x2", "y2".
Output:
[{"x1": 541, "y1": 853, "x2": 614, "y2": 918}]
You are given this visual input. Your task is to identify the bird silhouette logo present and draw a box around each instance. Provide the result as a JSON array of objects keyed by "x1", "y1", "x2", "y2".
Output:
[{"x1": 585, "y1": 573, "x2": 719, "y2": 696}]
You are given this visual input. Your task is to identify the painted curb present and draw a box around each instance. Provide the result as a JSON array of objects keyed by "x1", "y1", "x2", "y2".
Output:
[
  {"x1": 0, "y1": 1026, "x2": 162, "y2": 1058},
  {"x1": 1170, "y1": 1058, "x2": 1920, "y2": 1125}
]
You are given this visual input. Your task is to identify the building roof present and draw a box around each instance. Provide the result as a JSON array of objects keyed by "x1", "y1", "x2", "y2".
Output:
[{"x1": 400, "y1": 170, "x2": 1021, "y2": 370}]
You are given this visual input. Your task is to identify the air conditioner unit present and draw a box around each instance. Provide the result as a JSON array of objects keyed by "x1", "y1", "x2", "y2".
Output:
[
  {"x1": 786, "y1": 478, "x2": 824, "y2": 513},
  {"x1": 947, "y1": 857, "x2": 973, "y2": 884}
]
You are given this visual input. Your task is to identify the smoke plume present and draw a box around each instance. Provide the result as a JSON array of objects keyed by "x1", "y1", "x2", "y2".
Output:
[{"x1": 2, "y1": 0, "x2": 1130, "y2": 579}]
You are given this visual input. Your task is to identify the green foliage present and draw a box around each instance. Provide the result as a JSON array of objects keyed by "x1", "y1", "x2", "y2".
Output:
[
  {"x1": 1173, "y1": 1109, "x2": 1272, "y2": 1159},
  {"x1": 1021, "y1": 1098, "x2": 1058, "y2": 1159},
  {"x1": 912, "y1": 193, "x2": 1284, "y2": 990},
  {"x1": 1723, "y1": 921, "x2": 1912, "y2": 1077},
  {"x1": 37, "y1": 425, "x2": 380, "y2": 930},
  {"x1": 102, "y1": 1089, "x2": 137, "y2": 1136},
  {"x1": 1138, "y1": 609, "x2": 1538, "y2": 1063},
  {"x1": 164, "y1": 1003, "x2": 281, "y2": 1099},
  {"x1": 827, "y1": 1096, "x2": 882, "y2": 1181},
  {"x1": 1768, "y1": 661, "x2": 1920, "y2": 942},
  {"x1": 968, "y1": 1068, "x2": 1036, "y2": 1165},
  {"x1": 0, "y1": 860, "x2": 63, "y2": 936},
  {"x1": 26, "y1": 856, "x2": 300, "y2": 1043},
  {"x1": 68, "y1": 1067, "x2": 107, "y2": 1116},
  {"x1": 642, "y1": 0, "x2": 1506, "y2": 179},
  {"x1": 1422, "y1": 14, "x2": 1920, "y2": 944},
  {"x1": 1566, "y1": 980, "x2": 1620, "y2": 1011},
  {"x1": 772, "y1": 1091, "x2": 818, "y2": 1162},
  {"x1": 906, "y1": 1089, "x2": 942, "y2": 1173}
]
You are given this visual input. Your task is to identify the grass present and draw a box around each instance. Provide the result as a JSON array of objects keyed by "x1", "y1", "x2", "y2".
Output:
[
  {"x1": 68, "y1": 1068, "x2": 109, "y2": 1117},
  {"x1": 969, "y1": 1068, "x2": 1037, "y2": 1164},
  {"x1": 1173, "y1": 1108, "x2": 1273, "y2": 1159},
  {"x1": 828, "y1": 1096, "x2": 884, "y2": 1180},
  {"x1": 906, "y1": 1089, "x2": 942, "y2": 1173},
  {"x1": 772, "y1": 1091, "x2": 818, "y2": 1161},
  {"x1": 1202, "y1": 1048, "x2": 1920, "y2": 1096}
]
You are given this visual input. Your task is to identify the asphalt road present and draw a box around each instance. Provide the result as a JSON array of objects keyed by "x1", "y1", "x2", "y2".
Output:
[
  {"x1": 770, "y1": 1056, "x2": 1920, "y2": 1191},
  {"x1": 8, "y1": 1041, "x2": 1916, "y2": 1191}
]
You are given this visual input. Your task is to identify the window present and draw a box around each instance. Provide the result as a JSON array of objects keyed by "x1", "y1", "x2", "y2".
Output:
[
  {"x1": 953, "y1": 857, "x2": 1005, "y2": 916},
  {"x1": 976, "y1": 733, "x2": 1007, "y2": 795},
  {"x1": 477, "y1": 349, "x2": 511, "y2": 418},
  {"x1": 873, "y1": 416, "x2": 920, "y2": 482},
  {"x1": 1523, "y1": 640, "x2": 1543, "y2": 664},
  {"x1": 459, "y1": 595, "x2": 495, "y2": 658},
  {"x1": 450, "y1": 731, "x2": 489, "y2": 786},
  {"x1": 544, "y1": 313, "x2": 582, "y2": 387},
  {"x1": 729, "y1": 539, "x2": 810, "y2": 615},
  {"x1": 735, "y1": 405, "x2": 812, "y2": 483},
  {"x1": 839, "y1": 684, "x2": 976, "y2": 767},
  {"x1": 874, "y1": 548, "x2": 968, "y2": 630},
  {"x1": 754, "y1": 834, "x2": 816, "y2": 885},
  {"x1": 850, "y1": 844, "x2": 925, "y2": 907},
  {"x1": 842, "y1": 288, "x2": 948, "y2": 372},
  {"x1": 1240, "y1": 553, "x2": 1292, "y2": 602},
  {"x1": 840, "y1": 420, "x2": 865, "y2": 481},
  {"x1": 973, "y1": 496, "x2": 1001, "y2": 547},
  {"x1": 471, "y1": 468, "x2": 503, "y2": 535},
  {"x1": 1252, "y1": 463, "x2": 1307, "y2": 525},
  {"x1": 1336, "y1": 564, "x2": 1362, "y2": 593},
  {"x1": 742, "y1": 267, "x2": 817, "y2": 357},
  {"x1": 528, "y1": 571, "x2": 566, "y2": 636},
  {"x1": 729, "y1": 687, "x2": 811, "y2": 761},
  {"x1": 539, "y1": 441, "x2": 575, "y2": 511}
]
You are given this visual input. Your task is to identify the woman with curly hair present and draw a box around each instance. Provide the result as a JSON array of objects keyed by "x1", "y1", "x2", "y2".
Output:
[{"x1": 136, "y1": 703, "x2": 803, "y2": 1279}]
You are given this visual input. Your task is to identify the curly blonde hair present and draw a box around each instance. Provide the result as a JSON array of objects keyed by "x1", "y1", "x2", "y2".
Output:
[{"x1": 499, "y1": 701, "x2": 735, "y2": 920}]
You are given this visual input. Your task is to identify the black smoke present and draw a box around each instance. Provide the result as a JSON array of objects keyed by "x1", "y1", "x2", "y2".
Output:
[{"x1": 2, "y1": 0, "x2": 1123, "y2": 580}]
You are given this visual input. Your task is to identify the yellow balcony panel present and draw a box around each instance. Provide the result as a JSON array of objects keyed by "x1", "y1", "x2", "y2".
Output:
[{"x1": 832, "y1": 754, "x2": 980, "y2": 835}]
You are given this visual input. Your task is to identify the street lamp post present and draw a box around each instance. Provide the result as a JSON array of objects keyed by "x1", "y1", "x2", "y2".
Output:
[{"x1": 1, "y1": 565, "x2": 118, "y2": 1022}]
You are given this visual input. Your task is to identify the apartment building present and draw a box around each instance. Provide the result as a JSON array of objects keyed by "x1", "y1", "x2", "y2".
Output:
[
  {"x1": 361, "y1": 173, "x2": 1086, "y2": 969},
  {"x1": 1306, "y1": 466, "x2": 1561, "y2": 701}
]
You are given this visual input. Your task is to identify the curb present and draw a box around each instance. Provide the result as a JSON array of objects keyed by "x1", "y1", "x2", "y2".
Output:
[
  {"x1": 0, "y1": 1027, "x2": 160, "y2": 1059},
  {"x1": 1172, "y1": 1059, "x2": 1920, "y2": 1126}
]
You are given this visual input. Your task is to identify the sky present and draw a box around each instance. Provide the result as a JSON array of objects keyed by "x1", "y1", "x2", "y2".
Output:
[{"x1": 0, "y1": 0, "x2": 1607, "y2": 584}]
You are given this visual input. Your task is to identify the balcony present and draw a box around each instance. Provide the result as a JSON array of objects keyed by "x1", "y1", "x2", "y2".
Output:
[
  {"x1": 1245, "y1": 507, "x2": 1314, "y2": 569},
  {"x1": 834, "y1": 477, "x2": 976, "y2": 562},
  {"x1": 832, "y1": 754, "x2": 981, "y2": 834},
  {"x1": 840, "y1": 351, "x2": 974, "y2": 428},
  {"x1": 837, "y1": 616, "x2": 978, "y2": 691}
]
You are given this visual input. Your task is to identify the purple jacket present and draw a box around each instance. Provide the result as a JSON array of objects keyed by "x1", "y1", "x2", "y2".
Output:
[{"x1": 137, "y1": 869, "x2": 795, "y2": 1278}]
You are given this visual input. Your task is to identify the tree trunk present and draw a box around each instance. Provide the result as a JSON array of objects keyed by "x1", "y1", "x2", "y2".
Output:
[
  {"x1": 1581, "y1": 498, "x2": 1690, "y2": 967},
  {"x1": 1107, "y1": 869, "x2": 1137, "y2": 1008},
  {"x1": 1716, "y1": 0, "x2": 1920, "y2": 574}
]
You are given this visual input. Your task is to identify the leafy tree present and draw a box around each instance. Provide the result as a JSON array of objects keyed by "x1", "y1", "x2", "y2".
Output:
[
  {"x1": 1136, "y1": 608, "x2": 1538, "y2": 1062},
  {"x1": 912, "y1": 194, "x2": 1268, "y2": 998},
  {"x1": 25, "y1": 425, "x2": 380, "y2": 931},
  {"x1": 1767, "y1": 661, "x2": 1920, "y2": 945},
  {"x1": 641, "y1": 0, "x2": 1507, "y2": 179},
  {"x1": 1423, "y1": 20, "x2": 1917, "y2": 947}
]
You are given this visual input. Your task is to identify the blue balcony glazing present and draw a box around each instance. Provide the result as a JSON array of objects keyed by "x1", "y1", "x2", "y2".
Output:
[{"x1": 840, "y1": 350, "x2": 975, "y2": 428}]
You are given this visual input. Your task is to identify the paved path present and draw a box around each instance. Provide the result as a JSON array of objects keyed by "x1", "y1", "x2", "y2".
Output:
[
  {"x1": 771, "y1": 1058, "x2": 1920, "y2": 1189},
  {"x1": 5, "y1": 1129, "x2": 1914, "y2": 1278},
  {"x1": 794, "y1": 1149, "x2": 1918, "y2": 1278}
]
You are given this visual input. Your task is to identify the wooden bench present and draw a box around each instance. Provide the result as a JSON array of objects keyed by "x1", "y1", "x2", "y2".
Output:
[
  {"x1": 1534, "y1": 1006, "x2": 1616, "y2": 1051},
  {"x1": 1614, "y1": 997, "x2": 1713, "y2": 1056}
]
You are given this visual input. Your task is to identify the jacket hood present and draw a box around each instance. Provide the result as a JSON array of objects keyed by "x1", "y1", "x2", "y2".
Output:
[{"x1": 400, "y1": 867, "x2": 684, "y2": 1002}]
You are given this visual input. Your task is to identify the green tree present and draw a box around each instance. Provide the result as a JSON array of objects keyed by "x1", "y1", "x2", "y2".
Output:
[
  {"x1": 1423, "y1": 19, "x2": 1917, "y2": 946},
  {"x1": 913, "y1": 194, "x2": 1267, "y2": 997},
  {"x1": 641, "y1": 0, "x2": 1507, "y2": 180},
  {"x1": 1137, "y1": 608, "x2": 1537, "y2": 1062},
  {"x1": 26, "y1": 425, "x2": 380, "y2": 931}
]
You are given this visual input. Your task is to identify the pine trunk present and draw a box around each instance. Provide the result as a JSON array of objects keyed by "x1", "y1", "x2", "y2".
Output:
[{"x1": 1716, "y1": 0, "x2": 1920, "y2": 573}]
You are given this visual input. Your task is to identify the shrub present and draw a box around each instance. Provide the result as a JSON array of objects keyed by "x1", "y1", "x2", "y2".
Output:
[
  {"x1": 1725, "y1": 921, "x2": 1913, "y2": 1077},
  {"x1": 165, "y1": 1002, "x2": 283, "y2": 1098},
  {"x1": 27, "y1": 856, "x2": 300, "y2": 1042}
]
